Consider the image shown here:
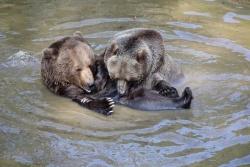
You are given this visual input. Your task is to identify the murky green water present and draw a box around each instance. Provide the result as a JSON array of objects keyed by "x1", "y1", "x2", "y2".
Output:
[{"x1": 1, "y1": 0, "x2": 250, "y2": 166}]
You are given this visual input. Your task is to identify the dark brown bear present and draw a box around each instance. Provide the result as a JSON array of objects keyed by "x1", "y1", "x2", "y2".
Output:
[{"x1": 41, "y1": 32, "x2": 115, "y2": 115}]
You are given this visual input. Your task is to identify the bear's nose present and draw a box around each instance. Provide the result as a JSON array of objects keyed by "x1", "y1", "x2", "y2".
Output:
[{"x1": 89, "y1": 83, "x2": 97, "y2": 93}]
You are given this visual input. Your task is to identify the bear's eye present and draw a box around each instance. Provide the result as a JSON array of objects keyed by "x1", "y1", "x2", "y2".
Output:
[
  {"x1": 113, "y1": 48, "x2": 119, "y2": 55},
  {"x1": 110, "y1": 74, "x2": 116, "y2": 80},
  {"x1": 76, "y1": 68, "x2": 82, "y2": 72},
  {"x1": 110, "y1": 60, "x2": 117, "y2": 66}
]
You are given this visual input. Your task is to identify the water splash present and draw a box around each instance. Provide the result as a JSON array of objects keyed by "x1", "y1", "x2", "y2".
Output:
[{"x1": 0, "y1": 51, "x2": 39, "y2": 69}]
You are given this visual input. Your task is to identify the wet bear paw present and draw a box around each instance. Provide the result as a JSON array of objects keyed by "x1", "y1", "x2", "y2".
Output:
[
  {"x1": 159, "y1": 86, "x2": 179, "y2": 98},
  {"x1": 73, "y1": 97, "x2": 115, "y2": 116},
  {"x1": 89, "y1": 97, "x2": 115, "y2": 116},
  {"x1": 180, "y1": 87, "x2": 193, "y2": 109},
  {"x1": 98, "y1": 97, "x2": 115, "y2": 116}
]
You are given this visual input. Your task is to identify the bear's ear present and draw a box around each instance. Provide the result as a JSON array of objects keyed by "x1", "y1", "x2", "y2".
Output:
[
  {"x1": 73, "y1": 31, "x2": 83, "y2": 38},
  {"x1": 73, "y1": 32, "x2": 89, "y2": 45},
  {"x1": 43, "y1": 48, "x2": 56, "y2": 59},
  {"x1": 110, "y1": 43, "x2": 119, "y2": 55},
  {"x1": 136, "y1": 49, "x2": 147, "y2": 64},
  {"x1": 103, "y1": 42, "x2": 119, "y2": 60}
]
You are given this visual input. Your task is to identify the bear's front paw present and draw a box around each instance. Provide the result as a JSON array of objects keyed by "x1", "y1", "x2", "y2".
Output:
[
  {"x1": 89, "y1": 97, "x2": 115, "y2": 116},
  {"x1": 102, "y1": 97, "x2": 115, "y2": 116},
  {"x1": 159, "y1": 86, "x2": 179, "y2": 98},
  {"x1": 72, "y1": 97, "x2": 115, "y2": 116}
]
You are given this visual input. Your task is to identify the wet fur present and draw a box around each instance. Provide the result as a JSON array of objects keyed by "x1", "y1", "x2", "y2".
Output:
[
  {"x1": 102, "y1": 28, "x2": 184, "y2": 97},
  {"x1": 41, "y1": 32, "x2": 114, "y2": 115},
  {"x1": 92, "y1": 58, "x2": 193, "y2": 110},
  {"x1": 41, "y1": 32, "x2": 193, "y2": 115}
]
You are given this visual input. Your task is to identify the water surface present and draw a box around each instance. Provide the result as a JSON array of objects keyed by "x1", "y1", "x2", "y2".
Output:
[{"x1": 0, "y1": 0, "x2": 250, "y2": 166}]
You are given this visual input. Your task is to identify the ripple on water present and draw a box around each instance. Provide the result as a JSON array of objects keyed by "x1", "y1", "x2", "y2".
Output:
[
  {"x1": 0, "y1": 123, "x2": 21, "y2": 135},
  {"x1": 201, "y1": 73, "x2": 250, "y2": 81},
  {"x1": 84, "y1": 31, "x2": 119, "y2": 39},
  {"x1": 1, "y1": 0, "x2": 250, "y2": 166},
  {"x1": 32, "y1": 35, "x2": 66, "y2": 42},
  {"x1": 32, "y1": 31, "x2": 118, "y2": 42},
  {"x1": 49, "y1": 17, "x2": 148, "y2": 30},
  {"x1": 223, "y1": 12, "x2": 250, "y2": 23},
  {"x1": 173, "y1": 30, "x2": 250, "y2": 61},
  {"x1": 165, "y1": 45, "x2": 217, "y2": 63},
  {"x1": 0, "y1": 32, "x2": 5, "y2": 39},
  {"x1": 167, "y1": 21, "x2": 202, "y2": 29},
  {"x1": 36, "y1": 115, "x2": 250, "y2": 167},
  {"x1": 219, "y1": 154, "x2": 250, "y2": 167},
  {"x1": 183, "y1": 11, "x2": 211, "y2": 17}
]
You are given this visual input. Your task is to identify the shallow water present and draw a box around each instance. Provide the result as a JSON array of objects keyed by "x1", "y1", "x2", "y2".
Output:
[{"x1": 0, "y1": 0, "x2": 250, "y2": 166}]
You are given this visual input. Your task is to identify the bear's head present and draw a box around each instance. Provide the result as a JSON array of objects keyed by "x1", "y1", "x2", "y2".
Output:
[
  {"x1": 41, "y1": 33, "x2": 96, "y2": 94},
  {"x1": 103, "y1": 42, "x2": 148, "y2": 95}
]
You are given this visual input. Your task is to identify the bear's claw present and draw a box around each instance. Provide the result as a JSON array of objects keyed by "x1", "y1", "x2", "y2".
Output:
[
  {"x1": 106, "y1": 110, "x2": 113, "y2": 116},
  {"x1": 159, "y1": 86, "x2": 179, "y2": 98},
  {"x1": 73, "y1": 97, "x2": 115, "y2": 116},
  {"x1": 100, "y1": 97, "x2": 115, "y2": 116},
  {"x1": 80, "y1": 98, "x2": 91, "y2": 103}
]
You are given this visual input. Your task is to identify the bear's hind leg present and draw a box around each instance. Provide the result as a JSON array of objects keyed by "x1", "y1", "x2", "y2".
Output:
[{"x1": 173, "y1": 87, "x2": 193, "y2": 109}]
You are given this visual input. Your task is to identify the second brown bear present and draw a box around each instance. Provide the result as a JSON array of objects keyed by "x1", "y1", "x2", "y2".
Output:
[{"x1": 102, "y1": 28, "x2": 184, "y2": 98}]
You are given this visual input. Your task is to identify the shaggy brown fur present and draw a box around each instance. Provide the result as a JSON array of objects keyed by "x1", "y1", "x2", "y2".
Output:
[
  {"x1": 102, "y1": 28, "x2": 183, "y2": 97},
  {"x1": 41, "y1": 31, "x2": 193, "y2": 114},
  {"x1": 41, "y1": 32, "x2": 114, "y2": 115}
]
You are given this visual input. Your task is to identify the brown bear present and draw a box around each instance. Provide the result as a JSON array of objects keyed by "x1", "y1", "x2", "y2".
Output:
[
  {"x1": 41, "y1": 32, "x2": 115, "y2": 115},
  {"x1": 102, "y1": 28, "x2": 184, "y2": 98}
]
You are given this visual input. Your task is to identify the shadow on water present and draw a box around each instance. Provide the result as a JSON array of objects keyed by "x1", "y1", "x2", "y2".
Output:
[{"x1": 0, "y1": 0, "x2": 250, "y2": 166}]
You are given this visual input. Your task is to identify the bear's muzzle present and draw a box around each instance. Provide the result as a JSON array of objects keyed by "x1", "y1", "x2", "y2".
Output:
[{"x1": 117, "y1": 80, "x2": 128, "y2": 95}]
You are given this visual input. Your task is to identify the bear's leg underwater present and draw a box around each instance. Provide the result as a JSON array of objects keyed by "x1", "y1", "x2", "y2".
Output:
[
  {"x1": 93, "y1": 60, "x2": 193, "y2": 111},
  {"x1": 111, "y1": 87, "x2": 193, "y2": 111}
]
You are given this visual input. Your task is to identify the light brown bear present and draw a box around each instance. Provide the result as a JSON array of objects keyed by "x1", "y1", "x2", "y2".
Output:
[
  {"x1": 41, "y1": 32, "x2": 114, "y2": 115},
  {"x1": 102, "y1": 28, "x2": 183, "y2": 98}
]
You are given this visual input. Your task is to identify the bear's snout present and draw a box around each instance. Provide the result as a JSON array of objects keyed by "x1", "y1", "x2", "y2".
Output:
[
  {"x1": 117, "y1": 80, "x2": 128, "y2": 95},
  {"x1": 89, "y1": 83, "x2": 97, "y2": 93},
  {"x1": 77, "y1": 68, "x2": 94, "y2": 93}
]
